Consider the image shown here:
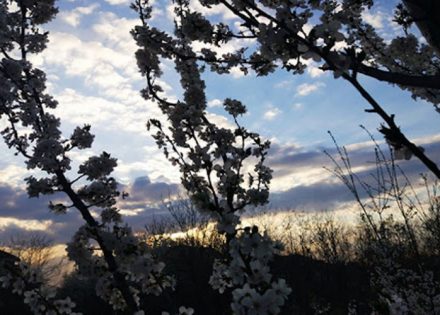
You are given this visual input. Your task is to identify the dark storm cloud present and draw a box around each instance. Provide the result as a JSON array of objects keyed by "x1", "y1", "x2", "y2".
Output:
[
  {"x1": 0, "y1": 220, "x2": 82, "y2": 244},
  {"x1": 269, "y1": 181, "x2": 354, "y2": 210},
  {"x1": 268, "y1": 143, "x2": 325, "y2": 168},
  {"x1": 269, "y1": 135, "x2": 440, "y2": 171},
  {"x1": 1, "y1": 137, "x2": 440, "y2": 242},
  {"x1": 130, "y1": 176, "x2": 180, "y2": 202},
  {"x1": 0, "y1": 184, "x2": 58, "y2": 220},
  {"x1": 0, "y1": 176, "x2": 178, "y2": 243},
  {"x1": 0, "y1": 224, "x2": 49, "y2": 243},
  {"x1": 0, "y1": 183, "x2": 85, "y2": 242},
  {"x1": 268, "y1": 140, "x2": 380, "y2": 173},
  {"x1": 117, "y1": 176, "x2": 184, "y2": 232},
  {"x1": 267, "y1": 136, "x2": 440, "y2": 211}
]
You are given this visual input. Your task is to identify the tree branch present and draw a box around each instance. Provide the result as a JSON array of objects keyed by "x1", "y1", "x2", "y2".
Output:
[
  {"x1": 357, "y1": 63, "x2": 440, "y2": 89},
  {"x1": 343, "y1": 74, "x2": 440, "y2": 179}
]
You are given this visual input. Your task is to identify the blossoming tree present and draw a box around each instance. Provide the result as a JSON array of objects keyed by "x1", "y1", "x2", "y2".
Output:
[
  {"x1": 135, "y1": 0, "x2": 440, "y2": 178},
  {"x1": 0, "y1": 1, "x2": 174, "y2": 314},
  {"x1": 132, "y1": 0, "x2": 292, "y2": 312},
  {"x1": 1, "y1": 0, "x2": 439, "y2": 314},
  {"x1": 130, "y1": 0, "x2": 440, "y2": 313},
  {"x1": 1, "y1": 0, "x2": 291, "y2": 314}
]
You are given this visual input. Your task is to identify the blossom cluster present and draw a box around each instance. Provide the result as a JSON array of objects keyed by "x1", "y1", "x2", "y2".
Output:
[
  {"x1": 372, "y1": 254, "x2": 440, "y2": 314},
  {"x1": 66, "y1": 225, "x2": 175, "y2": 310},
  {"x1": 0, "y1": 261, "x2": 79, "y2": 315},
  {"x1": 210, "y1": 227, "x2": 291, "y2": 314}
]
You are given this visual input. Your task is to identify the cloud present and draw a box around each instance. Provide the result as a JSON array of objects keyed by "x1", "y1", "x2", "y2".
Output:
[
  {"x1": 115, "y1": 146, "x2": 182, "y2": 186},
  {"x1": 1, "y1": 133, "x2": 440, "y2": 243},
  {"x1": 124, "y1": 176, "x2": 180, "y2": 204},
  {"x1": 208, "y1": 99, "x2": 223, "y2": 107},
  {"x1": 0, "y1": 217, "x2": 52, "y2": 231},
  {"x1": 0, "y1": 175, "x2": 181, "y2": 243},
  {"x1": 2, "y1": 0, "x2": 439, "y2": 241},
  {"x1": 0, "y1": 221, "x2": 55, "y2": 243},
  {"x1": 105, "y1": 0, "x2": 131, "y2": 5},
  {"x1": 38, "y1": 31, "x2": 134, "y2": 78},
  {"x1": 361, "y1": 10, "x2": 385, "y2": 29},
  {"x1": 53, "y1": 88, "x2": 158, "y2": 134},
  {"x1": 296, "y1": 82, "x2": 325, "y2": 96},
  {"x1": 292, "y1": 103, "x2": 303, "y2": 110},
  {"x1": 274, "y1": 80, "x2": 291, "y2": 89},
  {"x1": 263, "y1": 106, "x2": 282, "y2": 120},
  {"x1": 269, "y1": 180, "x2": 354, "y2": 211},
  {"x1": 91, "y1": 12, "x2": 139, "y2": 55},
  {"x1": 59, "y1": 4, "x2": 100, "y2": 27},
  {"x1": 229, "y1": 67, "x2": 247, "y2": 78},
  {"x1": 0, "y1": 183, "x2": 81, "y2": 225},
  {"x1": 206, "y1": 112, "x2": 235, "y2": 129},
  {"x1": 0, "y1": 182, "x2": 87, "y2": 243},
  {"x1": 307, "y1": 65, "x2": 325, "y2": 78},
  {"x1": 32, "y1": 12, "x2": 175, "y2": 138},
  {"x1": 266, "y1": 135, "x2": 440, "y2": 210},
  {"x1": 0, "y1": 165, "x2": 30, "y2": 188},
  {"x1": 37, "y1": 10, "x2": 144, "y2": 93},
  {"x1": 166, "y1": 0, "x2": 237, "y2": 22},
  {"x1": 189, "y1": 0, "x2": 237, "y2": 20},
  {"x1": 267, "y1": 142, "x2": 334, "y2": 192}
]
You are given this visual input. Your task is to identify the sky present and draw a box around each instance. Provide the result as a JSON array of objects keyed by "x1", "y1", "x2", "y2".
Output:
[{"x1": 0, "y1": 0, "x2": 439, "y2": 243}]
